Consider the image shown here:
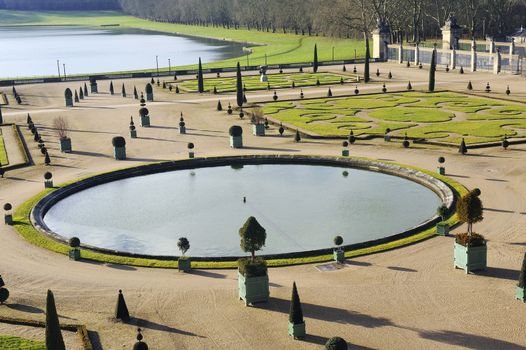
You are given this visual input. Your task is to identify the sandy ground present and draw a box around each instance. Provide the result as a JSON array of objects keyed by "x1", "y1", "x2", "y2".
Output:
[{"x1": 0, "y1": 63, "x2": 526, "y2": 349}]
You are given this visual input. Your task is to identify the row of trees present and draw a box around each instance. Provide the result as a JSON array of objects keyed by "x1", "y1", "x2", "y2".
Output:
[
  {"x1": 0, "y1": 0, "x2": 120, "y2": 10},
  {"x1": 116, "y1": 0, "x2": 526, "y2": 41}
]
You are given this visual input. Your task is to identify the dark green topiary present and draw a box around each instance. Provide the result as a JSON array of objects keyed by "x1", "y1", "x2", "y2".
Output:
[
  {"x1": 133, "y1": 328, "x2": 148, "y2": 350},
  {"x1": 236, "y1": 62, "x2": 243, "y2": 108},
  {"x1": 289, "y1": 282, "x2": 304, "y2": 324},
  {"x1": 438, "y1": 156, "x2": 445, "y2": 164},
  {"x1": 407, "y1": 81, "x2": 412, "y2": 90},
  {"x1": 334, "y1": 235, "x2": 343, "y2": 246},
  {"x1": 518, "y1": 253, "x2": 526, "y2": 288},
  {"x1": 459, "y1": 138, "x2": 467, "y2": 155},
  {"x1": 467, "y1": 81, "x2": 473, "y2": 90},
  {"x1": 216, "y1": 100, "x2": 222, "y2": 111},
  {"x1": 229, "y1": 125, "x2": 243, "y2": 137},
  {"x1": 44, "y1": 172, "x2": 52, "y2": 180},
  {"x1": 3, "y1": 203, "x2": 11, "y2": 211},
  {"x1": 279, "y1": 123, "x2": 284, "y2": 136},
  {"x1": 109, "y1": 81, "x2": 114, "y2": 95},
  {"x1": 0, "y1": 288, "x2": 9, "y2": 304},
  {"x1": 456, "y1": 189, "x2": 483, "y2": 236},
  {"x1": 239, "y1": 216, "x2": 266, "y2": 261},
  {"x1": 69, "y1": 237, "x2": 80, "y2": 248},
  {"x1": 44, "y1": 152, "x2": 51, "y2": 166},
  {"x1": 115, "y1": 289, "x2": 130, "y2": 322},
  {"x1": 428, "y1": 46, "x2": 437, "y2": 92},
  {"x1": 197, "y1": 57, "x2": 204, "y2": 93},
  {"x1": 122, "y1": 84, "x2": 126, "y2": 97},
  {"x1": 0, "y1": 275, "x2": 4, "y2": 288},
  {"x1": 313, "y1": 44, "x2": 318, "y2": 73},
  {"x1": 177, "y1": 237, "x2": 190, "y2": 256},
  {"x1": 46, "y1": 290, "x2": 66, "y2": 350},
  {"x1": 238, "y1": 257, "x2": 267, "y2": 277},
  {"x1": 295, "y1": 130, "x2": 301, "y2": 142},
  {"x1": 327, "y1": 88, "x2": 332, "y2": 97},
  {"x1": 112, "y1": 136, "x2": 126, "y2": 148},
  {"x1": 187, "y1": 142, "x2": 194, "y2": 150},
  {"x1": 437, "y1": 205, "x2": 448, "y2": 221},
  {"x1": 364, "y1": 38, "x2": 370, "y2": 83},
  {"x1": 325, "y1": 337, "x2": 348, "y2": 350}
]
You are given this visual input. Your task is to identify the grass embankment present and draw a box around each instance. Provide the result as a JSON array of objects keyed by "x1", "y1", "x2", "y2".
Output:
[
  {"x1": 178, "y1": 72, "x2": 355, "y2": 93},
  {"x1": 12, "y1": 157, "x2": 467, "y2": 269},
  {"x1": 0, "y1": 134, "x2": 9, "y2": 165},
  {"x1": 261, "y1": 91, "x2": 526, "y2": 144},
  {"x1": 0, "y1": 335, "x2": 45, "y2": 350},
  {"x1": 0, "y1": 10, "x2": 364, "y2": 75}
]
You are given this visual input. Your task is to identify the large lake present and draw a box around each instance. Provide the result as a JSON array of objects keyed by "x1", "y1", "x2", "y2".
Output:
[
  {"x1": 0, "y1": 26, "x2": 246, "y2": 78},
  {"x1": 43, "y1": 164, "x2": 442, "y2": 257}
]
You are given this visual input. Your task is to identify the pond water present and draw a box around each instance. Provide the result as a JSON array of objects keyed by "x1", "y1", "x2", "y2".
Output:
[
  {"x1": 43, "y1": 164, "x2": 442, "y2": 257},
  {"x1": 0, "y1": 26, "x2": 246, "y2": 78}
]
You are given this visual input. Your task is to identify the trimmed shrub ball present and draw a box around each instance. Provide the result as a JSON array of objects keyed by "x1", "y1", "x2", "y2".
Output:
[
  {"x1": 333, "y1": 236, "x2": 343, "y2": 246},
  {"x1": 112, "y1": 136, "x2": 126, "y2": 148},
  {"x1": 69, "y1": 237, "x2": 80, "y2": 248},
  {"x1": 472, "y1": 188, "x2": 481, "y2": 196},
  {"x1": 4, "y1": 203, "x2": 12, "y2": 211},
  {"x1": 342, "y1": 141, "x2": 349, "y2": 147},
  {"x1": 0, "y1": 288, "x2": 9, "y2": 304},
  {"x1": 438, "y1": 157, "x2": 445, "y2": 164},
  {"x1": 229, "y1": 125, "x2": 243, "y2": 137},
  {"x1": 187, "y1": 142, "x2": 194, "y2": 150},
  {"x1": 325, "y1": 337, "x2": 348, "y2": 350},
  {"x1": 403, "y1": 140, "x2": 410, "y2": 148},
  {"x1": 44, "y1": 172, "x2": 53, "y2": 180}
]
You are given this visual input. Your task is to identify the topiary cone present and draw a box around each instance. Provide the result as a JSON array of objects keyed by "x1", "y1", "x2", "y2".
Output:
[
  {"x1": 295, "y1": 130, "x2": 301, "y2": 143},
  {"x1": 459, "y1": 138, "x2": 468, "y2": 155},
  {"x1": 467, "y1": 81, "x2": 473, "y2": 90},
  {"x1": 217, "y1": 100, "x2": 223, "y2": 111},
  {"x1": 46, "y1": 290, "x2": 66, "y2": 350},
  {"x1": 115, "y1": 289, "x2": 130, "y2": 323}
]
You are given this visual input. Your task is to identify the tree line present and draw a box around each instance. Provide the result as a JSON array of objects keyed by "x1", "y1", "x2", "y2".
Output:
[{"x1": 2, "y1": 0, "x2": 525, "y2": 41}]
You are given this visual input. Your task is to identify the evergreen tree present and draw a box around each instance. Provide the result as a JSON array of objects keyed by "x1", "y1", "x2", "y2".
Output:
[
  {"x1": 239, "y1": 217, "x2": 266, "y2": 261},
  {"x1": 364, "y1": 38, "x2": 370, "y2": 83},
  {"x1": 289, "y1": 282, "x2": 304, "y2": 325},
  {"x1": 313, "y1": 44, "x2": 318, "y2": 73},
  {"x1": 295, "y1": 130, "x2": 301, "y2": 142},
  {"x1": 197, "y1": 57, "x2": 204, "y2": 93},
  {"x1": 122, "y1": 84, "x2": 126, "y2": 97},
  {"x1": 236, "y1": 62, "x2": 243, "y2": 108},
  {"x1": 115, "y1": 290, "x2": 130, "y2": 322},
  {"x1": 109, "y1": 81, "x2": 114, "y2": 95},
  {"x1": 83, "y1": 83, "x2": 88, "y2": 96},
  {"x1": 45, "y1": 290, "x2": 66, "y2": 350},
  {"x1": 217, "y1": 100, "x2": 223, "y2": 111},
  {"x1": 428, "y1": 46, "x2": 437, "y2": 92},
  {"x1": 459, "y1": 138, "x2": 468, "y2": 155},
  {"x1": 44, "y1": 152, "x2": 51, "y2": 166}
]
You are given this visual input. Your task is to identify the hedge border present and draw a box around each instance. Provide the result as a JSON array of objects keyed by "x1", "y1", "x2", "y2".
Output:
[{"x1": 13, "y1": 155, "x2": 467, "y2": 269}]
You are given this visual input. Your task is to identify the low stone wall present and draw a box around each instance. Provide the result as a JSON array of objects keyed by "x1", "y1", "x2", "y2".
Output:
[{"x1": 31, "y1": 155, "x2": 455, "y2": 262}]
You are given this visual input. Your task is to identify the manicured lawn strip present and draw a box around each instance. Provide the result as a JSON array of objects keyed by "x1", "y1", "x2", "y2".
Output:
[
  {"x1": 12, "y1": 157, "x2": 466, "y2": 269},
  {"x1": 0, "y1": 134, "x2": 8, "y2": 165},
  {"x1": 0, "y1": 335, "x2": 45, "y2": 350},
  {"x1": 0, "y1": 10, "x2": 364, "y2": 78},
  {"x1": 368, "y1": 108, "x2": 454, "y2": 123}
]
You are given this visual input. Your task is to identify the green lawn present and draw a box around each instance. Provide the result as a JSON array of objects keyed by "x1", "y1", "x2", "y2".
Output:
[
  {"x1": 261, "y1": 91, "x2": 526, "y2": 144},
  {"x1": 0, "y1": 134, "x2": 8, "y2": 165},
  {"x1": 178, "y1": 72, "x2": 356, "y2": 93},
  {"x1": 0, "y1": 335, "x2": 45, "y2": 350},
  {"x1": 0, "y1": 10, "x2": 364, "y2": 77}
]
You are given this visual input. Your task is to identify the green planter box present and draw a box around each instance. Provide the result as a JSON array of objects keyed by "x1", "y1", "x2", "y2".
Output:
[
  {"x1": 114, "y1": 146, "x2": 126, "y2": 160},
  {"x1": 437, "y1": 167, "x2": 445, "y2": 175},
  {"x1": 4, "y1": 214, "x2": 12, "y2": 225},
  {"x1": 333, "y1": 249, "x2": 345, "y2": 263},
  {"x1": 146, "y1": 93, "x2": 154, "y2": 102},
  {"x1": 179, "y1": 126, "x2": 186, "y2": 134},
  {"x1": 130, "y1": 130, "x2": 137, "y2": 138},
  {"x1": 65, "y1": 97, "x2": 73, "y2": 107},
  {"x1": 178, "y1": 258, "x2": 191, "y2": 272},
  {"x1": 288, "y1": 322, "x2": 306, "y2": 339},
  {"x1": 188, "y1": 151, "x2": 195, "y2": 159},
  {"x1": 69, "y1": 249, "x2": 80, "y2": 261},
  {"x1": 230, "y1": 136, "x2": 243, "y2": 148},
  {"x1": 238, "y1": 272, "x2": 269, "y2": 306},
  {"x1": 341, "y1": 149, "x2": 349, "y2": 157},
  {"x1": 44, "y1": 180, "x2": 54, "y2": 188},
  {"x1": 436, "y1": 222, "x2": 450, "y2": 236},
  {"x1": 384, "y1": 135, "x2": 391, "y2": 142},
  {"x1": 90, "y1": 83, "x2": 98, "y2": 93},
  {"x1": 454, "y1": 242, "x2": 487, "y2": 274},
  {"x1": 252, "y1": 124, "x2": 265, "y2": 136},
  {"x1": 59, "y1": 138, "x2": 72, "y2": 153},
  {"x1": 140, "y1": 115, "x2": 150, "y2": 127},
  {"x1": 516, "y1": 286, "x2": 526, "y2": 302}
]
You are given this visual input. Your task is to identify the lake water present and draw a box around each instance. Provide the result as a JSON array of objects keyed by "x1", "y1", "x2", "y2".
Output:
[
  {"x1": 43, "y1": 164, "x2": 442, "y2": 257},
  {"x1": 0, "y1": 26, "x2": 246, "y2": 78}
]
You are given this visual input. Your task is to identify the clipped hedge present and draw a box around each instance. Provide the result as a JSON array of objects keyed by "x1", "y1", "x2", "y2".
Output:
[{"x1": 238, "y1": 257, "x2": 268, "y2": 277}]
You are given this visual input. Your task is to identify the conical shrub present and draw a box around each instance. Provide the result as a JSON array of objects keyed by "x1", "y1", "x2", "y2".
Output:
[
  {"x1": 115, "y1": 289, "x2": 130, "y2": 322},
  {"x1": 46, "y1": 290, "x2": 66, "y2": 350},
  {"x1": 289, "y1": 282, "x2": 304, "y2": 325}
]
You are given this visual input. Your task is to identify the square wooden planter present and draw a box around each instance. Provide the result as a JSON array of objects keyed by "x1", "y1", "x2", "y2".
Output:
[
  {"x1": 437, "y1": 167, "x2": 445, "y2": 175},
  {"x1": 454, "y1": 242, "x2": 487, "y2": 274},
  {"x1": 90, "y1": 83, "x2": 98, "y2": 93},
  {"x1": 516, "y1": 286, "x2": 526, "y2": 302},
  {"x1": 140, "y1": 115, "x2": 150, "y2": 127},
  {"x1": 230, "y1": 136, "x2": 243, "y2": 148},
  {"x1": 146, "y1": 93, "x2": 154, "y2": 102},
  {"x1": 69, "y1": 249, "x2": 80, "y2": 261},
  {"x1": 178, "y1": 258, "x2": 191, "y2": 272},
  {"x1": 59, "y1": 138, "x2": 72, "y2": 153},
  {"x1": 341, "y1": 149, "x2": 349, "y2": 157},
  {"x1": 333, "y1": 249, "x2": 345, "y2": 263},
  {"x1": 238, "y1": 272, "x2": 269, "y2": 306},
  {"x1": 288, "y1": 321, "x2": 306, "y2": 339},
  {"x1": 436, "y1": 222, "x2": 450, "y2": 236},
  {"x1": 44, "y1": 180, "x2": 54, "y2": 188},
  {"x1": 130, "y1": 130, "x2": 137, "y2": 138},
  {"x1": 188, "y1": 152, "x2": 195, "y2": 159},
  {"x1": 179, "y1": 126, "x2": 186, "y2": 134},
  {"x1": 252, "y1": 124, "x2": 265, "y2": 136},
  {"x1": 114, "y1": 146, "x2": 126, "y2": 160},
  {"x1": 4, "y1": 214, "x2": 12, "y2": 225}
]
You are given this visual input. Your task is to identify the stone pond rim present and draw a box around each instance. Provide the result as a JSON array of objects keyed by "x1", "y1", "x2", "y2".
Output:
[{"x1": 29, "y1": 155, "x2": 457, "y2": 263}]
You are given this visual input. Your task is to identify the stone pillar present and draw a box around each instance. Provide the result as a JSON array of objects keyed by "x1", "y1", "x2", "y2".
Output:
[
  {"x1": 493, "y1": 49, "x2": 501, "y2": 74},
  {"x1": 488, "y1": 39, "x2": 496, "y2": 53},
  {"x1": 414, "y1": 44, "x2": 420, "y2": 65},
  {"x1": 470, "y1": 39, "x2": 477, "y2": 72},
  {"x1": 398, "y1": 42, "x2": 404, "y2": 64},
  {"x1": 372, "y1": 21, "x2": 391, "y2": 61},
  {"x1": 441, "y1": 16, "x2": 462, "y2": 50},
  {"x1": 451, "y1": 48, "x2": 457, "y2": 69}
]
